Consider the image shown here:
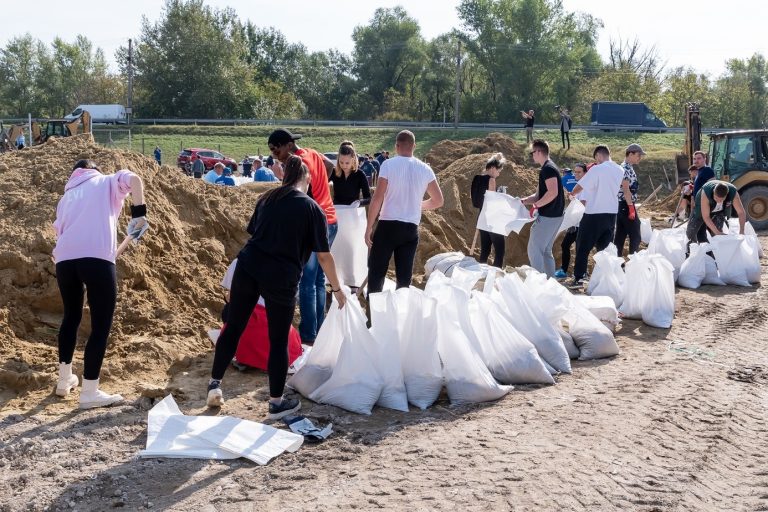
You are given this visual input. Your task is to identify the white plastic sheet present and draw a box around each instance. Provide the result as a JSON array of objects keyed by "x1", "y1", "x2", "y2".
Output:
[
  {"x1": 331, "y1": 204, "x2": 368, "y2": 287},
  {"x1": 558, "y1": 199, "x2": 585, "y2": 233},
  {"x1": 587, "y1": 244, "x2": 625, "y2": 308},
  {"x1": 140, "y1": 395, "x2": 303, "y2": 465},
  {"x1": 477, "y1": 191, "x2": 534, "y2": 236}
]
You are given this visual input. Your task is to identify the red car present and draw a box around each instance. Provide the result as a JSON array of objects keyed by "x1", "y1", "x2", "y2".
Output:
[{"x1": 177, "y1": 148, "x2": 238, "y2": 172}]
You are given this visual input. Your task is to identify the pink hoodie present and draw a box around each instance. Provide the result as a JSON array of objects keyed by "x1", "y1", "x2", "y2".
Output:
[{"x1": 53, "y1": 168, "x2": 137, "y2": 264}]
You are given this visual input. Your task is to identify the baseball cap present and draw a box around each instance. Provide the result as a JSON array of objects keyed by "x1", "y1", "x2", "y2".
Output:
[
  {"x1": 626, "y1": 143, "x2": 646, "y2": 155},
  {"x1": 268, "y1": 128, "x2": 302, "y2": 146}
]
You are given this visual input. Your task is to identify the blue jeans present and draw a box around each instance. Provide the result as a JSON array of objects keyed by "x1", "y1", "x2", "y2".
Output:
[{"x1": 299, "y1": 222, "x2": 338, "y2": 342}]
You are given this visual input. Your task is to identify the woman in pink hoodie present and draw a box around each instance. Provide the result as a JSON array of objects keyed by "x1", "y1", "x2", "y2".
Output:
[{"x1": 52, "y1": 159, "x2": 148, "y2": 409}]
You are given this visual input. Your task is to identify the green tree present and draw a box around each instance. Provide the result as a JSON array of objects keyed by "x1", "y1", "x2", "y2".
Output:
[
  {"x1": 656, "y1": 67, "x2": 712, "y2": 127},
  {"x1": 709, "y1": 53, "x2": 768, "y2": 128},
  {"x1": 0, "y1": 35, "x2": 42, "y2": 116}
]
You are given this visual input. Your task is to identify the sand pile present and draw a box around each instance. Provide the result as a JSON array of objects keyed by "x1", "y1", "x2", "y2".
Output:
[
  {"x1": 424, "y1": 132, "x2": 529, "y2": 173},
  {"x1": 0, "y1": 135, "x2": 265, "y2": 394}
]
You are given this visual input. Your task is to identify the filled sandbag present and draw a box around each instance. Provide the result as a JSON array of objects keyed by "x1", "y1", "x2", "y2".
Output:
[
  {"x1": 557, "y1": 326, "x2": 580, "y2": 360},
  {"x1": 648, "y1": 228, "x2": 687, "y2": 281},
  {"x1": 702, "y1": 253, "x2": 726, "y2": 286},
  {"x1": 572, "y1": 295, "x2": 620, "y2": 332},
  {"x1": 587, "y1": 244, "x2": 625, "y2": 308},
  {"x1": 424, "y1": 252, "x2": 463, "y2": 277},
  {"x1": 618, "y1": 251, "x2": 650, "y2": 320},
  {"x1": 331, "y1": 204, "x2": 368, "y2": 287},
  {"x1": 641, "y1": 255, "x2": 676, "y2": 328},
  {"x1": 640, "y1": 218, "x2": 652, "y2": 245},
  {"x1": 710, "y1": 235, "x2": 760, "y2": 286},
  {"x1": 368, "y1": 291, "x2": 409, "y2": 412},
  {"x1": 678, "y1": 242, "x2": 708, "y2": 289},
  {"x1": 562, "y1": 305, "x2": 620, "y2": 360}
]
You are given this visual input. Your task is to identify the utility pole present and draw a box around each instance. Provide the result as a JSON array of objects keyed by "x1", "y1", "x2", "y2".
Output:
[
  {"x1": 127, "y1": 38, "x2": 134, "y2": 126},
  {"x1": 454, "y1": 40, "x2": 461, "y2": 129}
]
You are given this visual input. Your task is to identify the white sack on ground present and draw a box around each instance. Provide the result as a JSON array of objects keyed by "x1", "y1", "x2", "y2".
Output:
[
  {"x1": 424, "y1": 252, "x2": 489, "y2": 278},
  {"x1": 331, "y1": 205, "x2": 368, "y2": 287},
  {"x1": 287, "y1": 300, "x2": 345, "y2": 396},
  {"x1": 572, "y1": 295, "x2": 620, "y2": 332},
  {"x1": 641, "y1": 255, "x2": 676, "y2": 328},
  {"x1": 395, "y1": 287, "x2": 442, "y2": 410},
  {"x1": 703, "y1": 253, "x2": 726, "y2": 286},
  {"x1": 451, "y1": 266, "x2": 484, "y2": 292},
  {"x1": 309, "y1": 300, "x2": 384, "y2": 415},
  {"x1": 562, "y1": 305, "x2": 620, "y2": 360},
  {"x1": 558, "y1": 199, "x2": 585, "y2": 233},
  {"x1": 477, "y1": 191, "x2": 534, "y2": 236},
  {"x1": 140, "y1": 395, "x2": 303, "y2": 465},
  {"x1": 368, "y1": 291, "x2": 409, "y2": 412},
  {"x1": 469, "y1": 293, "x2": 555, "y2": 385},
  {"x1": 678, "y1": 242, "x2": 708, "y2": 289},
  {"x1": 710, "y1": 234, "x2": 760, "y2": 286},
  {"x1": 619, "y1": 251, "x2": 650, "y2": 320},
  {"x1": 723, "y1": 221, "x2": 764, "y2": 258},
  {"x1": 648, "y1": 228, "x2": 687, "y2": 281},
  {"x1": 557, "y1": 327, "x2": 580, "y2": 359},
  {"x1": 640, "y1": 218, "x2": 652, "y2": 245},
  {"x1": 522, "y1": 271, "x2": 571, "y2": 327},
  {"x1": 587, "y1": 244, "x2": 625, "y2": 308},
  {"x1": 427, "y1": 283, "x2": 511, "y2": 404},
  {"x1": 497, "y1": 274, "x2": 572, "y2": 373}
]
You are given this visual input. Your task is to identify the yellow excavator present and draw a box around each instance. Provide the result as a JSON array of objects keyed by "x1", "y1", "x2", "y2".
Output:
[
  {"x1": 679, "y1": 103, "x2": 768, "y2": 229},
  {"x1": 1, "y1": 110, "x2": 92, "y2": 149}
]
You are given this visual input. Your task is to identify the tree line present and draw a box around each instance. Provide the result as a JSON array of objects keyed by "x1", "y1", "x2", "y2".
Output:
[{"x1": 1, "y1": 0, "x2": 766, "y2": 128}]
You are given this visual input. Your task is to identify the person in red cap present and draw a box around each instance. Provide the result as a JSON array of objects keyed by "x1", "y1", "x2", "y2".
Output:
[{"x1": 267, "y1": 129, "x2": 337, "y2": 345}]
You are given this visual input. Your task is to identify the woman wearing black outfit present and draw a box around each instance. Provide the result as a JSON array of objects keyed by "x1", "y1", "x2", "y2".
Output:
[
  {"x1": 207, "y1": 155, "x2": 346, "y2": 418},
  {"x1": 330, "y1": 141, "x2": 371, "y2": 206},
  {"x1": 470, "y1": 153, "x2": 506, "y2": 268}
]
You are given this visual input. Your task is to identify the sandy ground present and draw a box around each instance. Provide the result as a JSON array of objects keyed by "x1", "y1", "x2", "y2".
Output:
[{"x1": 2, "y1": 237, "x2": 767, "y2": 512}]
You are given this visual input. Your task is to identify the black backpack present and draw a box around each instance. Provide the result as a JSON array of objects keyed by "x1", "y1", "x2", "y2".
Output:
[{"x1": 471, "y1": 175, "x2": 486, "y2": 209}]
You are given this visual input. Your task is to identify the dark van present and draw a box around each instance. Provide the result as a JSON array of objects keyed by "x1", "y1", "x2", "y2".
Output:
[{"x1": 590, "y1": 102, "x2": 667, "y2": 132}]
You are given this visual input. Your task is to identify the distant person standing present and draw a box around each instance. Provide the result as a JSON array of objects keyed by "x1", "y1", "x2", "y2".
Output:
[
  {"x1": 470, "y1": 152, "x2": 507, "y2": 268},
  {"x1": 16, "y1": 131, "x2": 25, "y2": 149},
  {"x1": 522, "y1": 139, "x2": 565, "y2": 277},
  {"x1": 153, "y1": 146, "x2": 162, "y2": 165},
  {"x1": 521, "y1": 109, "x2": 535, "y2": 145},
  {"x1": 191, "y1": 155, "x2": 205, "y2": 179},
  {"x1": 614, "y1": 143, "x2": 645, "y2": 256},
  {"x1": 559, "y1": 108, "x2": 572, "y2": 149},
  {"x1": 568, "y1": 145, "x2": 625, "y2": 288},
  {"x1": 241, "y1": 156, "x2": 253, "y2": 178},
  {"x1": 366, "y1": 130, "x2": 444, "y2": 293},
  {"x1": 691, "y1": 150, "x2": 715, "y2": 198}
]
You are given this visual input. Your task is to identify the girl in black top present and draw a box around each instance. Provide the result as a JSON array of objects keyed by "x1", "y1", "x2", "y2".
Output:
[
  {"x1": 330, "y1": 141, "x2": 371, "y2": 207},
  {"x1": 470, "y1": 152, "x2": 507, "y2": 268},
  {"x1": 207, "y1": 155, "x2": 347, "y2": 419}
]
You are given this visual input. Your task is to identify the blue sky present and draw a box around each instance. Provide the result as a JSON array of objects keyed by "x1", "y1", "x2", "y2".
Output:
[{"x1": 3, "y1": 0, "x2": 766, "y2": 77}]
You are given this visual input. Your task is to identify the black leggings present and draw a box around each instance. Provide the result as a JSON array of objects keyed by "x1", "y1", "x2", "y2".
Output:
[
  {"x1": 561, "y1": 130, "x2": 570, "y2": 148},
  {"x1": 211, "y1": 262, "x2": 295, "y2": 397},
  {"x1": 56, "y1": 258, "x2": 117, "y2": 380},
  {"x1": 560, "y1": 227, "x2": 578, "y2": 272},
  {"x1": 574, "y1": 213, "x2": 617, "y2": 281},
  {"x1": 367, "y1": 220, "x2": 419, "y2": 294},
  {"x1": 614, "y1": 201, "x2": 641, "y2": 256},
  {"x1": 479, "y1": 229, "x2": 505, "y2": 268}
]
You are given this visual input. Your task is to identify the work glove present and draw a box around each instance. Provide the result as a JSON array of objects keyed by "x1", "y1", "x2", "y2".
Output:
[
  {"x1": 628, "y1": 204, "x2": 636, "y2": 221},
  {"x1": 682, "y1": 184, "x2": 693, "y2": 196},
  {"x1": 127, "y1": 217, "x2": 149, "y2": 240},
  {"x1": 529, "y1": 204, "x2": 538, "y2": 218}
]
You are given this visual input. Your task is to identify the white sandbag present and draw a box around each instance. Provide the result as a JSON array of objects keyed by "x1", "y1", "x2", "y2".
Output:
[
  {"x1": 451, "y1": 266, "x2": 484, "y2": 292},
  {"x1": 640, "y1": 218, "x2": 652, "y2": 244},
  {"x1": 723, "y1": 221, "x2": 764, "y2": 258},
  {"x1": 710, "y1": 235, "x2": 760, "y2": 286},
  {"x1": 368, "y1": 291, "x2": 409, "y2": 412},
  {"x1": 557, "y1": 326, "x2": 580, "y2": 360},
  {"x1": 745, "y1": 222, "x2": 764, "y2": 258},
  {"x1": 648, "y1": 228, "x2": 687, "y2": 281},
  {"x1": 468, "y1": 293, "x2": 555, "y2": 385},
  {"x1": 562, "y1": 305, "x2": 620, "y2": 360},
  {"x1": 287, "y1": 300, "x2": 345, "y2": 396},
  {"x1": 572, "y1": 295, "x2": 620, "y2": 331},
  {"x1": 586, "y1": 244, "x2": 625, "y2": 308},
  {"x1": 641, "y1": 255, "x2": 676, "y2": 328},
  {"x1": 331, "y1": 205, "x2": 368, "y2": 287},
  {"x1": 429, "y1": 283, "x2": 511, "y2": 404},
  {"x1": 702, "y1": 254, "x2": 726, "y2": 286},
  {"x1": 497, "y1": 274, "x2": 572, "y2": 373},
  {"x1": 308, "y1": 301, "x2": 384, "y2": 415},
  {"x1": 424, "y1": 252, "x2": 463, "y2": 277},
  {"x1": 678, "y1": 243, "x2": 708, "y2": 289},
  {"x1": 618, "y1": 251, "x2": 650, "y2": 320},
  {"x1": 395, "y1": 287, "x2": 442, "y2": 410},
  {"x1": 477, "y1": 191, "x2": 534, "y2": 236},
  {"x1": 558, "y1": 199, "x2": 585, "y2": 233},
  {"x1": 523, "y1": 271, "x2": 571, "y2": 327}
]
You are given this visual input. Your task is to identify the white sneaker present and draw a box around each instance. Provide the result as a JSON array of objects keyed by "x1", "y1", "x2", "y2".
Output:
[
  {"x1": 79, "y1": 379, "x2": 124, "y2": 409},
  {"x1": 55, "y1": 363, "x2": 79, "y2": 397},
  {"x1": 206, "y1": 382, "x2": 224, "y2": 408}
]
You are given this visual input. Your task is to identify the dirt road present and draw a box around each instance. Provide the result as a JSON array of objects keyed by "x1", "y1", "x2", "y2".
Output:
[{"x1": 2, "y1": 240, "x2": 767, "y2": 512}]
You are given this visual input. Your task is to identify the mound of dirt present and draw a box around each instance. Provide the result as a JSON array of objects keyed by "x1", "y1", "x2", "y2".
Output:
[
  {"x1": 0, "y1": 135, "x2": 261, "y2": 394},
  {"x1": 424, "y1": 132, "x2": 528, "y2": 173}
]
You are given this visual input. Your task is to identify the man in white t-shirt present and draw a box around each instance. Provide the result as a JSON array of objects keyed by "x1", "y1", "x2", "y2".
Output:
[
  {"x1": 365, "y1": 130, "x2": 444, "y2": 294},
  {"x1": 568, "y1": 145, "x2": 624, "y2": 288}
]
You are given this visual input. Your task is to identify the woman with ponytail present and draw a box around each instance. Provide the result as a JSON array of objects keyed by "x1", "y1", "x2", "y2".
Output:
[
  {"x1": 330, "y1": 140, "x2": 371, "y2": 207},
  {"x1": 207, "y1": 155, "x2": 346, "y2": 418}
]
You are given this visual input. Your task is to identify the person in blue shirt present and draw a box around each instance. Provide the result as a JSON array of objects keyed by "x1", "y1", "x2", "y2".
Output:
[
  {"x1": 153, "y1": 146, "x2": 162, "y2": 165},
  {"x1": 691, "y1": 150, "x2": 715, "y2": 198},
  {"x1": 204, "y1": 163, "x2": 224, "y2": 184},
  {"x1": 16, "y1": 132, "x2": 25, "y2": 149},
  {"x1": 561, "y1": 168, "x2": 578, "y2": 193},
  {"x1": 215, "y1": 168, "x2": 236, "y2": 186},
  {"x1": 252, "y1": 158, "x2": 279, "y2": 182}
]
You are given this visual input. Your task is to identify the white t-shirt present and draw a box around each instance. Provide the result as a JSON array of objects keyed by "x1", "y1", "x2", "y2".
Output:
[
  {"x1": 576, "y1": 160, "x2": 624, "y2": 214},
  {"x1": 378, "y1": 156, "x2": 436, "y2": 225}
]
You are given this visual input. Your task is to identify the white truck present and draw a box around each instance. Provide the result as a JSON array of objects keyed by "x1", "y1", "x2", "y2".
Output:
[{"x1": 64, "y1": 104, "x2": 127, "y2": 124}]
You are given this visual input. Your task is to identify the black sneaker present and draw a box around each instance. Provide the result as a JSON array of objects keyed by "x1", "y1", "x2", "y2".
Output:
[
  {"x1": 567, "y1": 278, "x2": 585, "y2": 290},
  {"x1": 268, "y1": 397, "x2": 301, "y2": 420}
]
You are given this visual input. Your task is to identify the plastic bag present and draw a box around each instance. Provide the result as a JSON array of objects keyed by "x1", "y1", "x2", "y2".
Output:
[
  {"x1": 562, "y1": 305, "x2": 619, "y2": 360},
  {"x1": 309, "y1": 300, "x2": 384, "y2": 415},
  {"x1": 468, "y1": 293, "x2": 555, "y2": 385},
  {"x1": 427, "y1": 284, "x2": 510, "y2": 404},
  {"x1": 572, "y1": 295, "x2": 620, "y2": 332},
  {"x1": 477, "y1": 191, "x2": 534, "y2": 236},
  {"x1": 331, "y1": 205, "x2": 368, "y2": 287},
  {"x1": 586, "y1": 244, "x2": 625, "y2": 308},
  {"x1": 395, "y1": 287, "x2": 442, "y2": 410},
  {"x1": 702, "y1": 254, "x2": 726, "y2": 286},
  {"x1": 368, "y1": 291, "x2": 409, "y2": 412},
  {"x1": 497, "y1": 274, "x2": 571, "y2": 373},
  {"x1": 678, "y1": 243, "x2": 708, "y2": 289},
  {"x1": 558, "y1": 199, "x2": 585, "y2": 233},
  {"x1": 710, "y1": 235, "x2": 759, "y2": 286},
  {"x1": 648, "y1": 228, "x2": 687, "y2": 281},
  {"x1": 640, "y1": 218, "x2": 652, "y2": 245},
  {"x1": 641, "y1": 255, "x2": 676, "y2": 328}
]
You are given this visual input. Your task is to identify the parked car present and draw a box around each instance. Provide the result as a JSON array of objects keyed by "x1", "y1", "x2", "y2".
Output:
[
  {"x1": 64, "y1": 104, "x2": 127, "y2": 124},
  {"x1": 590, "y1": 102, "x2": 667, "y2": 132},
  {"x1": 177, "y1": 148, "x2": 238, "y2": 172}
]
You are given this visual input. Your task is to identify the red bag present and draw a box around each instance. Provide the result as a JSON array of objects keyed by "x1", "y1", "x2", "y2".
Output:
[{"x1": 226, "y1": 305, "x2": 303, "y2": 370}]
